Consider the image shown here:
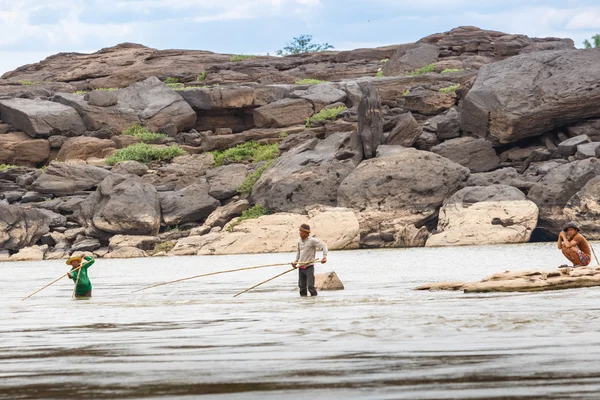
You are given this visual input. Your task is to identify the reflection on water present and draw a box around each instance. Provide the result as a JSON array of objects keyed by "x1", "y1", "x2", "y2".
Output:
[{"x1": 2, "y1": 242, "x2": 600, "y2": 399}]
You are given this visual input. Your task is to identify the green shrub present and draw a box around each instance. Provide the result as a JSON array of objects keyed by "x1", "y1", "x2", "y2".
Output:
[
  {"x1": 407, "y1": 63, "x2": 436, "y2": 76},
  {"x1": 380, "y1": 58, "x2": 389, "y2": 63},
  {"x1": 106, "y1": 143, "x2": 186, "y2": 165},
  {"x1": 277, "y1": 34, "x2": 334, "y2": 56},
  {"x1": 0, "y1": 164, "x2": 18, "y2": 171},
  {"x1": 17, "y1": 80, "x2": 37, "y2": 85},
  {"x1": 238, "y1": 161, "x2": 273, "y2": 196},
  {"x1": 164, "y1": 77, "x2": 179, "y2": 84},
  {"x1": 402, "y1": 89, "x2": 411, "y2": 96},
  {"x1": 150, "y1": 241, "x2": 176, "y2": 255},
  {"x1": 227, "y1": 204, "x2": 268, "y2": 231},
  {"x1": 122, "y1": 124, "x2": 168, "y2": 143},
  {"x1": 375, "y1": 70, "x2": 383, "y2": 78},
  {"x1": 295, "y1": 78, "x2": 328, "y2": 85},
  {"x1": 197, "y1": 72, "x2": 207, "y2": 81},
  {"x1": 441, "y1": 68, "x2": 461, "y2": 74},
  {"x1": 95, "y1": 87, "x2": 119, "y2": 91},
  {"x1": 73, "y1": 90, "x2": 87, "y2": 95},
  {"x1": 439, "y1": 84, "x2": 460, "y2": 93},
  {"x1": 212, "y1": 141, "x2": 279, "y2": 167},
  {"x1": 305, "y1": 105, "x2": 347, "y2": 128},
  {"x1": 230, "y1": 54, "x2": 257, "y2": 62},
  {"x1": 279, "y1": 131, "x2": 289, "y2": 138}
]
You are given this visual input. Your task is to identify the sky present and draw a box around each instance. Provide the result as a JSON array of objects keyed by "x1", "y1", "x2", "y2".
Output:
[{"x1": 0, "y1": 0, "x2": 599, "y2": 75}]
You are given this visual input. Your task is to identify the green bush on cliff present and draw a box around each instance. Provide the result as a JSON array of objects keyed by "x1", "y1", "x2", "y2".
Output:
[
  {"x1": 212, "y1": 141, "x2": 279, "y2": 167},
  {"x1": 123, "y1": 124, "x2": 168, "y2": 143},
  {"x1": 305, "y1": 105, "x2": 347, "y2": 128},
  {"x1": 164, "y1": 77, "x2": 179, "y2": 84},
  {"x1": 407, "y1": 63, "x2": 435, "y2": 76},
  {"x1": 227, "y1": 204, "x2": 268, "y2": 231},
  {"x1": 0, "y1": 164, "x2": 18, "y2": 171},
  {"x1": 376, "y1": 70, "x2": 384, "y2": 78},
  {"x1": 441, "y1": 68, "x2": 461, "y2": 74},
  {"x1": 238, "y1": 161, "x2": 273, "y2": 196},
  {"x1": 439, "y1": 84, "x2": 460, "y2": 93},
  {"x1": 295, "y1": 78, "x2": 327, "y2": 85},
  {"x1": 230, "y1": 54, "x2": 257, "y2": 62},
  {"x1": 106, "y1": 143, "x2": 185, "y2": 165},
  {"x1": 17, "y1": 80, "x2": 37, "y2": 85},
  {"x1": 197, "y1": 72, "x2": 207, "y2": 81}
]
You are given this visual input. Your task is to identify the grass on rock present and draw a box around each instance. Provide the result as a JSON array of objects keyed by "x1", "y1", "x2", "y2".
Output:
[
  {"x1": 376, "y1": 70, "x2": 384, "y2": 78},
  {"x1": 407, "y1": 63, "x2": 436, "y2": 76},
  {"x1": 123, "y1": 124, "x2": 168, "y2": 143},
  {"x1": 212, "y1": 141, "x2": 279, "y2": 167},
  {"x1": 295, "y1": 78, "x2": 328, "y2": 85},
  {"x1": 230, "y1": 54, "x2": 257, "y2": 62},
  {"x1": 441, "y1": 68, "x2": 462, "y2": 74},
  {"x1": 106, "y1": 143, "x2": 186, "y2": 165},
  {"x1": 305, "y1": 105, "x2": 347, "y2": 128},
  {"x1": 439, "y1": 84, "x2": 460, "y2": 93},
  {"x1": 0, "y1": 164, "x2": 18, "y2": 171},
  {"x1": 227, "y1": 204, "x2": 268, "y2": 231},
  {"x1": 238, "y1": 161, "x2": 273, "y2": 196},
  {"x1": 197, "y1": 72, "x2": 207, "y2": 81}
]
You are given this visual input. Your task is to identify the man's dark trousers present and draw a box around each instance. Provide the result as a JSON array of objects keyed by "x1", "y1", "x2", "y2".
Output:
[{"x1": 298, "y1": 265, "x2": 317, "y2": 297}]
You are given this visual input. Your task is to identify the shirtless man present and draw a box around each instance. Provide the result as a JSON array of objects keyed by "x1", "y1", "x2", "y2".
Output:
[{"x1": 558, "y1": 222, "x2": 591, "y2": 267}]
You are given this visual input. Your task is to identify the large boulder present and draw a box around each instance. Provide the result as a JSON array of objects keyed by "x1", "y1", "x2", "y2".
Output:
[
  {"x1": 387, "y1": 112, "x2": 422, "y2": 147},
  {"x1": 338, "y1": 148, "x2": 470, "y2": 235},
  {"x1": 426, "y1": 185, "x2": 539, "y2": 246},
  {"x1": 77, "y1": 174, "x2": 161, "y2": 238},
  {"x1": 467, "y1": 167, "x2": 537, "y2": 192},
  {"x1": 142, "y1": 153, "x2": 214, "y2": 190},
  {"x1": 54, "y1": 77, "x2": 196, "y2": 133},
  {"x1": 0, "y1": 98, "x2": 86, "y2": 137},
  {"x1": 31, "y1": 161, "x2": 112, "y2": 196},
  {"x1": 56, "y1": 136, "x2": 116, "y2": 161},
  {"x1": 108, "y1": 234, "x2": 159, "y2": 251},
  {"x1": 253, "y1": 98, "x2": 314, "y2": 128},
  {"x1": 9, "y1": 245, "x2": 48, "y2": 261},
  {"x1": 428, "y1": 107, "x2": 460, "y2": 140},
  {"x1": 206, "y1": 164, "x2": 249, "y2": 200},
  {"x1": 431, "y1": 137, "x2": 499, "y2": 172},
  {"x1": 460, "y1": 49, "x2": 600, "y2": 144},
  {"x1": 381, "y1": 43, "x2": 439, "y2": 76},
  {"x1": 0, "y1": 132, "x2": 50, "y2": 166},
  {"x1": 0, "y1": 203, "x2": 52, "y2": 251},
  {"x1": 357, "y1": 82, "x2": 383, "y2": 159},
  {"x1": 159, "y1": 184, "x2": 220, "y2": 226},
  {"x1": 203, "y1": 199, "x2": 250, "y2": 228},
  {"x1": 558, "y1": 135, "x2": 591, "y2": 157},
  {"x1": 315, "y1": 272, "x2": 344, "y2": 290},
  {"x1": 179, "y1": 86, "x2": 255, "y2": 110},
  {"x1": 563, "y1": 177, "x2": 600, "y2": 239},
  {"x1": 291, "y1": 84, "x2": 347, "y2": 112},
  {"x1": 170, "y1": 207, "x2": 359, "y2": 256},
  {"x1": 527, "y1": 158, "x2": 600, "y2": 234},
  {"x1": 252, "y1": 132, "x2": 361, "y2": 213}
]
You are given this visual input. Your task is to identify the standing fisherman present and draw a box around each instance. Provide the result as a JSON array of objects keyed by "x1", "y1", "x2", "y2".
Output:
[
  {"x1": 292, "y1": 224, "x2": 328, "y2": 297},
  {"x1": 66, "y1": 255, "x2": 95, "y2": 298},
  {"x1": 558, "y1": 222, "x2": 591, "y2": 267}
]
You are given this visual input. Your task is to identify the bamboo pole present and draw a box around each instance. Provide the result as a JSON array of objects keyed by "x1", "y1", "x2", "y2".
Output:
[
  {"x1": 22, "y1": 264, "x2": 84, "y2": 301},
  {"x1": 233, "y1": 259, "x2": 319, "y2": 298},
  {"x1": 131, "y1": 262, "x2": 294, "y2": 293}
]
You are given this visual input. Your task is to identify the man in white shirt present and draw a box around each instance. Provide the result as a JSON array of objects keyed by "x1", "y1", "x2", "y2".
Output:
[{"x1": 292, "y1": 224, "x2": 328, "y2": 297}]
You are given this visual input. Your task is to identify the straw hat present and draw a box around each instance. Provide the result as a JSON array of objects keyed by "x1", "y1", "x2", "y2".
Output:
[{"x1": 66, "y1": 255, "x2": 83, "y2": 265}]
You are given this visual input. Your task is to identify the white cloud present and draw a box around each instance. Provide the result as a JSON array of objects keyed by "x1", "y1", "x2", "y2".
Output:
[
  {"x1": 0, "y1": 51, "x2": 56, "y2": 75},
  {"x1": 566, "y1": 10, "x2": 600, "y2": 29}
]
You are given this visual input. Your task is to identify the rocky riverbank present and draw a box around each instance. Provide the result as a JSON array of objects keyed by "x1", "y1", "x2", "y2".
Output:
[{"x1": 1, "y1": 26, "x2": 600, "y2": 261}]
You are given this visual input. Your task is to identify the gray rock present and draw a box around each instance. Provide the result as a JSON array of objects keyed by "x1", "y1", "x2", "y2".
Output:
[
  {"x1": 291, "y1": 84, "x2": 347, "y2": 112},
  {"x1": 71, "y1": 236, "x2": 101, "y2": 252},
  {"x1": 86, "y1": 90, "x2": 118, "y2": 107},
  {"x1": 253, "y1": 85, "x2": 291, "y2": 106},
  {"x1": 0, "y1": 203, "x2": 52, "y2": 251},
  {"x1": 159, "y1": 184, "x2": 220, "y2": 226},
  {"x1": 558, "y1": 135, "x2": 591, "y2": 157},
  {"x1": 0, "y1": 132, "x2": 50, "y2": 166},
  {"x1": 21, "y1": 191, "x2": 53, "y2": 203},
  {"x1": 338, "y1": 148, "x2": 469, "y2": 219},
  {"x1": 387, "y1": 112, "x2": 422, "y2": 147},
  {"x1": 528, "y1": 158, "x2": 600, "y2": 234},
  {"x1": 568, "y1": 118, "x2": 600, "y2": 141},
  {"x1": 253, "y1": 98, "x2": 314, "y2": 128},
  {"x1": 467, "y1": 167, "x2": 536, "y2": 192},
  {"x1": 1, "y1": 190, "x2": 24, "y2": 203},
  {"x1": 460, "y1": 49, "x2": 599, "y2": 144},
  {"x1": 0, "y1": 98, "x2": 86, "y2": 137},
  {"x1": 252, "y1": 132, "x2": 361, "y2": 213},
  {"x1": 36, "y1": 209, "x2": 67, "y2": 228},
  {"x1": 429, "y1": 107, "x2": 460, "y2": 139},
  {"x1": 111, "y1": 160, "x2": 149, "y2": 176},
  {"x1": 564, "y1": 176, "x2": 600, "y2": 238},
  {"x1": 204, "y1": 199, "x2": 250, "y2": 228},
  {"x1": 357, "y1": 82, "x2": 383, "y2": 159},
  {"x1": 382, "y1": 43, "x2": 439, "y2": 76},
  {"x1": 48, "y1": 135, "x2": 68, "y2": 149},
  {"x1": 31, "y1": 161, "x2": 111, "y2": 195},
  {"x1": 575, "y1": 142, "x2": 600, "y2": 160},
  {"x1": 78, "y1": 174, "x2": 161, "y2": 238},
  {"x1": 431, "y1": 137, "x2": 499, "y2": 172},
  {"x1": 206, "y1": 164, "x2": 248, "y2": 200},
  {"x1": 376, "y1": 145, "x2": 406, "y2": 158}
]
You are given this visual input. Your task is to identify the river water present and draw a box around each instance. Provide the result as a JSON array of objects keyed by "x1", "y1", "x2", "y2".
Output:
[{"x1": 2, "y1": 242, "x2": 600, "y2": 399}]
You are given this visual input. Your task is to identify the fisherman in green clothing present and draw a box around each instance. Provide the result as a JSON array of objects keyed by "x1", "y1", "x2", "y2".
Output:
[{"x1": 66, "y1": 255, "x2": 95, "y2": 298}]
